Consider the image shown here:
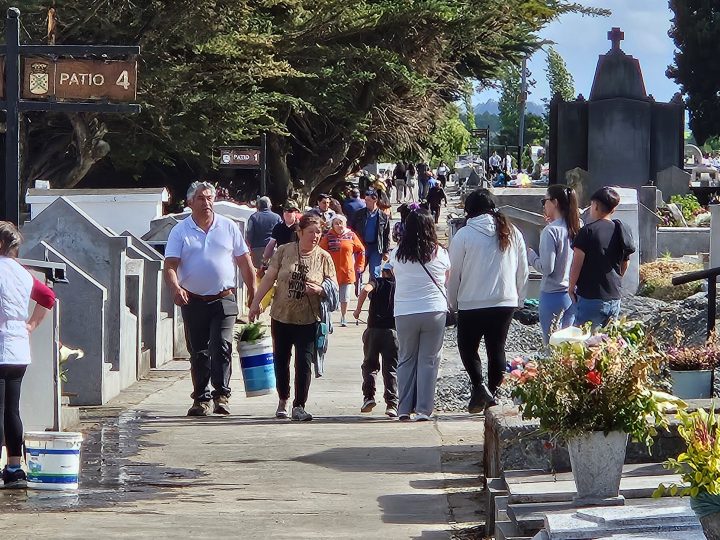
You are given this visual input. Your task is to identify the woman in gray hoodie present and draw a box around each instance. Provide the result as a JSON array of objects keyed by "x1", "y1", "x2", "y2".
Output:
[
  {"x1": 527, "y1": 184, "x2": 580, "y2": 344},
  {"x1": 447, "y1": 190, "x2": 528, "y2": 413}
]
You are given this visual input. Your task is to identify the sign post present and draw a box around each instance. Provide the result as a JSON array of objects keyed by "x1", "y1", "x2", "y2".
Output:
[
  {"x1": 1, "y1": 7, "x2": 141, "y2": 224},
  {"x1": 471, "y1": 127, "x2": 491, "y2": 166},
  {"x1": 218, "y1": 135, "x2": 268, "y2": 197}
]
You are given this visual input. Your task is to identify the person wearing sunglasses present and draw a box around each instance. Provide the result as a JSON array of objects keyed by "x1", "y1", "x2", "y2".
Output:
[{"x1": 527, "y1": 185, "x2": 581, "y2": 344}]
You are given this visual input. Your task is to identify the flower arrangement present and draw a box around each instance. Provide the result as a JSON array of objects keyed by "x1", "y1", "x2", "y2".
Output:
[
  {"x1": 655, "y1": 406, "x2": 720, "y2": 498},
  {"x1": 508, "y1": 319, "x2": 684, "y2": 447},
  {"x1": 665, "y1": 331, "x2": 720, "y2": 371}
]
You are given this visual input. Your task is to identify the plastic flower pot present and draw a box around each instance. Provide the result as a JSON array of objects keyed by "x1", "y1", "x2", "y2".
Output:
[
  {"x1": 669, "y1": 369, "x2": 713, "y2": 399},
  {"x1": 567, "y1": 430, "x2": 628, "y2": 505}
]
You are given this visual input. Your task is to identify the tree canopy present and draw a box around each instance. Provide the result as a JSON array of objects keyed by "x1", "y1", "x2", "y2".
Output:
[
  {"x1": 668, "y1": 0, "x2": 720, "y2": 146},
  {"x1": 545, "y1": 46, "x2": 575, "y2": 103},
  {"x1": 4, "y1": 0, "x2": 603, "y2": 203}
]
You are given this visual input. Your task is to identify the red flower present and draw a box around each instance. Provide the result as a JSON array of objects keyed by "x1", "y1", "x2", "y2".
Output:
[{"x1": 586, "y1": 370, "x2": 602, "y2": 387}]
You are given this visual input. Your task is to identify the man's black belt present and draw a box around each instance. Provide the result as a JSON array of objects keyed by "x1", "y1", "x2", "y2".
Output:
[{"x1": 186, "y1": 288, "x2": 236, "y2": 302}]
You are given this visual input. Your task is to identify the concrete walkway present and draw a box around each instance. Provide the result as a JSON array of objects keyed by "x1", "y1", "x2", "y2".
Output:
[{"x1": 2, "y1": 316, "x2": 485, "y2": 539}]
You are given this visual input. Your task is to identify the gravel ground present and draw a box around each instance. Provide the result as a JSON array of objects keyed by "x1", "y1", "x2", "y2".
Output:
[
  {"x1": 435, "y1": 293, "x2": 720, "y2": 412},
  {"x1": 436, "y1": 320, "x2": 544, "y2": 413}
]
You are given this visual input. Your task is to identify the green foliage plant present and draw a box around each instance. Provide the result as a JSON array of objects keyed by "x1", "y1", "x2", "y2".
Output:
[
  {"x1": 509, "y1": 320, "x2": 685, "y2": 447},
  {"x1": 669, "y1": 194, "x2": 704, "y2": 223},
  {"x1": 235, "y1": 322, "x2": 267, "y2": 344},
  {"x1": 654, "y1": 406, "x2": 720, "y2": 498},
  {"x1": 545, "y1": 47, "x2": 575, "y2": 102}
]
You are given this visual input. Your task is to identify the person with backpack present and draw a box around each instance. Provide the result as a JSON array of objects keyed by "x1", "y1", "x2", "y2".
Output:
[
  {"x1": 353, "y1": 262, "x2": 398, "y2": 418},
  {"x1": 426, "y1": 183, "x2": 448, "y2": 224},
  {"x1": 568, "y1": 187, "x2": 636, "y2": 329}
]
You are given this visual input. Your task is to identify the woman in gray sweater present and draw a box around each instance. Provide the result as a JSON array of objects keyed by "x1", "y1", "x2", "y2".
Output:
[{"x1": 527, "y1": 185, "x2": 580, "y2": 344}]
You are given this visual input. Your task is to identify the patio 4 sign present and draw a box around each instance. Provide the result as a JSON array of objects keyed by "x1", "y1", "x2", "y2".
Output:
[{"x1": 22, "y1": 57, "x2": 137, "y2": 101}]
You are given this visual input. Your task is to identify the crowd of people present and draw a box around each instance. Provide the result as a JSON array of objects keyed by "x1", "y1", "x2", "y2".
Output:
[
  {"x1": 162, "y1": 178, "x2": 634, "y2": 424},
  {"x1": 0, "y1": 174, "x2": 636, "y2": 485}
]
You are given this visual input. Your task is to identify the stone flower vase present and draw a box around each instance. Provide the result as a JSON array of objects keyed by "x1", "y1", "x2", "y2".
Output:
[
  {"x1": 567, "y1": 431, "x2": 628, "y2": 505},
  {"x1": 690, "y1": 493, "x2": 720, "y2": 540}
]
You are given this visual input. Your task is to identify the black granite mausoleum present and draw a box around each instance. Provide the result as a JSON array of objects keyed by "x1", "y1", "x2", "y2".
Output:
[{"x1": 549, "y1": 28, "x2": 684, "y2": 203}]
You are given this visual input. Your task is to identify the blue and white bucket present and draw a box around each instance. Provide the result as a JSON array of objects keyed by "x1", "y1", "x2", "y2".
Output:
[
  {"x1": 238, "y1": 338, "x2": 276, "y2": 397},
  {"x1": 24, "y1": 431, "x2": 83, "y2": 490}
]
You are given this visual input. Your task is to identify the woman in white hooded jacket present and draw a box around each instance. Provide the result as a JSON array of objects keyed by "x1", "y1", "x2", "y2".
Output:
[{"x1": 447, "y1": 189, "x2": 529, "y2": 413}]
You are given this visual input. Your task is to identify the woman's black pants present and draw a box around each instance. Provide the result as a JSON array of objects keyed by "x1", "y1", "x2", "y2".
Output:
[
  {"x1": 457, "y1": 307, "x2": 515, "y2": 394},
  {"x1": 0, "y1": 365, "x2": 27, "y2": 458}
]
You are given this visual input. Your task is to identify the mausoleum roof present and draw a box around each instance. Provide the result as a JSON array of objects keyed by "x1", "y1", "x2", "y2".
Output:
[{"x1": 589, "y1": 27, "x2": 647, "y2": 101}]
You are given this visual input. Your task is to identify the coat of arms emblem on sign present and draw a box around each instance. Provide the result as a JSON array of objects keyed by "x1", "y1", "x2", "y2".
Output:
[{"x1": 29, "y1": 62, "x2": 50, "y2": 95}]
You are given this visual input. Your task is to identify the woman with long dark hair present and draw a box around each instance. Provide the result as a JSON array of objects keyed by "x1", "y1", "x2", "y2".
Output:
[
  {"x1": 528, "y1": 184, "x2": 580, "y2": 343},
  {"x1": 390, "y1": 209, "x2": 450, "y2": 421},
  {"x1": 447, "y1": 189, "x2": 528, "y2": 413}
]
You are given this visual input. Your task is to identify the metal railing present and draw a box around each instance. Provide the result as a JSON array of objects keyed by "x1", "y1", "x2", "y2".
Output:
[{"x1": 672, "y1": 266, "x2": 720, "y2": 339}]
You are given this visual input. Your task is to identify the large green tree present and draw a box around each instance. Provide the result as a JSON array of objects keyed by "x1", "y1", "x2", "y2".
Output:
[
  {"x1": 424, "y1": 105, "x2": 471, "y2": 166},
  {"x1": 5, "y1": 1, "x2": 605, "y2": 203},
  {"x1": 545, "y1": 46, "x2": 575, "y2": 103},
  {"x1": 668, "y1": 0, "x2": 720, "y2": 145}
]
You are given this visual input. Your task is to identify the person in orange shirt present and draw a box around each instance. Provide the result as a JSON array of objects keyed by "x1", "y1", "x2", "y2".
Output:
[{"x1": 320, "y1": 215, "x2": 366, "y2": 326}]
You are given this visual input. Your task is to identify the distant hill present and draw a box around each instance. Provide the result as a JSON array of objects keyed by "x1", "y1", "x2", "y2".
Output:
[{"x1": 474, "y1": 99, "x2": 545, "y2": 117}]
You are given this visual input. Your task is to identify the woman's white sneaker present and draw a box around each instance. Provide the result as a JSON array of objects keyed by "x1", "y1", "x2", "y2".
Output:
[{"x1": 291, "y1": 406, "x2": 313, "y2": 422}]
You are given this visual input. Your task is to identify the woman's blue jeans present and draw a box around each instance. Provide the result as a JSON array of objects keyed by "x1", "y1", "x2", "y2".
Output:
[{"x1": 539, "y1": 290, "x2": 575, "y2": 344}]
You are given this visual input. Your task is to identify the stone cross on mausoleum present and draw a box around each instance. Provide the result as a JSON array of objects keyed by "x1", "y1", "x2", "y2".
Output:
[
  {"x1": 548, "y1": 27, "x2": 684, "y2": 204},
  {"x1": 608, "y1": 27, "x2": 624, "y2": 51}
]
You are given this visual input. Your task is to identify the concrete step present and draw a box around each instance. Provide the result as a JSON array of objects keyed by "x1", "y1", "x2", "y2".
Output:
[{"x1": 495, "y1": 519, "x2": 532, "y2": 540}]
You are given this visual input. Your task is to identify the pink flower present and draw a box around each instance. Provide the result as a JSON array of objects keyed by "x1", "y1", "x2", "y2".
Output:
[
  {"x1": 585, "y1": 334, "x2": 607, "y2": 347},
  {"x1": 510, "y1": 369, "x2": 523, "y2": 379}
]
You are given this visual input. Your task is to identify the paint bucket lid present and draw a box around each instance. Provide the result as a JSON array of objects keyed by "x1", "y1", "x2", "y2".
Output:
[{"x1": 25, "y1": 431, "x2": 83, "y2": 441}]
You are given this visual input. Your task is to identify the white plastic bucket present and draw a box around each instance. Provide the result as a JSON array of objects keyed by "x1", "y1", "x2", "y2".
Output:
[
  {"x1": 24, "y1": 431, "x2": 83, "y2": 490},
  {"x1": 238, "y1": 338, "x2": 276, "y2": 397}
]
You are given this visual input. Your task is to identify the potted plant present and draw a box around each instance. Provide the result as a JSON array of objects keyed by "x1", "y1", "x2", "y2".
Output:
[
  {"x1": 235, "y1": 322, "x2": 276, "y2": 397},
  {"x1": 655, "y1": 407, "x2": 720, "y2": 539},
  {"x1": 665, "y1": 332, "x2": 720, "y2": 399},
  {"x1": 508, "y1": 319, "x2": 684, "y2": 505}
]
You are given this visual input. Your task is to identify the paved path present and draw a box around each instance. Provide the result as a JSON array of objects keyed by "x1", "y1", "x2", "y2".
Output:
[
  {"x1": 3, "y1": 317, "x2": 484, "y2": 539},
  {"x1": 2, "y1": 185, "x2": 486, "y2": 538}
]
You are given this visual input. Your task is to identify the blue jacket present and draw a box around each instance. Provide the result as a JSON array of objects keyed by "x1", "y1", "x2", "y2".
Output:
[{"x1": 314, "y1": 277, "x2": 339, "y2": 378}]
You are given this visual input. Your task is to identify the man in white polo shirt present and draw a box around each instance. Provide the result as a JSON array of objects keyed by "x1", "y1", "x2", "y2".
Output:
[{"x1": 164, "y1": 181, "x2": 256, "y2": 416}]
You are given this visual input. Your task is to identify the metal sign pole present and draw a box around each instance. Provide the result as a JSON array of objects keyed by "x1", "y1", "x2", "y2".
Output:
[
  {"x1": 486, "y1": 124, "x2": 490, "y2": 168},
  {"x1": 260, "y1": 133, "x2": 267, "y2": 197},
  {"x1": 5, "y1": 8, "x2": 20, "y2": 225}
]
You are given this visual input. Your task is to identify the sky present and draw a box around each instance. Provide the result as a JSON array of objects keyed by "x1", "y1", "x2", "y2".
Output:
[{"x1": 475, "y1": 0, "x2": 680, "y2": 104}]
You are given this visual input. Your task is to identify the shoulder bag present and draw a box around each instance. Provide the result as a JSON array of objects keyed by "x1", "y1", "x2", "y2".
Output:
[
  {"x1": 297, "y1": 242, "x2": 329, "y2": 350},
  {"x1": 419, "y1": 260, "x2": 456, "y2": 327}
]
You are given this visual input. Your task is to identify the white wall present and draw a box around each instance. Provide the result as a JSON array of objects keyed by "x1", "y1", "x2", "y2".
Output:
[{"x1": 27, "y1": 190, "x2": 168, "y2": 237}]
